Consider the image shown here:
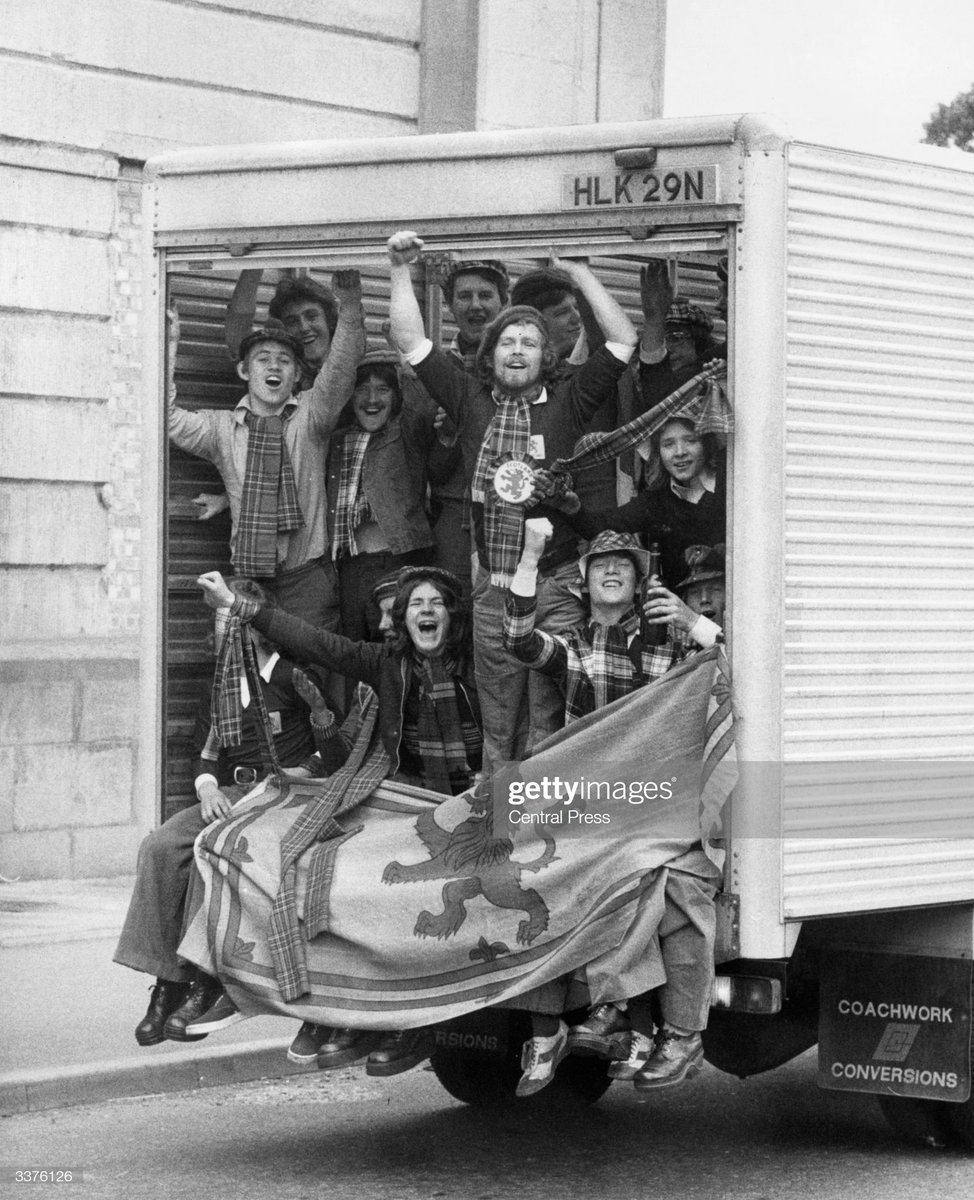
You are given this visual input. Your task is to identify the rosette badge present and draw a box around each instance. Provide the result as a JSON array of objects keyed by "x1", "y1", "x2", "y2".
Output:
[{"x1": 492, "y1": 452, "x2": 537, "y2": 504}]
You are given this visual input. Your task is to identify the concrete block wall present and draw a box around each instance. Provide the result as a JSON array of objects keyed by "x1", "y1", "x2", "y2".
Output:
[
  {"x1": 0, "y1": 0, "x2": 425, "y2": 880},
  {"x1": 0, "y1": 0, "x2": 665, "y2": 879}
]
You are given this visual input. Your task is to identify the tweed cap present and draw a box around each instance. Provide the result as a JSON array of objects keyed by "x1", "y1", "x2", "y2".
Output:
[
  {"x1": 442, "y1": 259, "x2": 510, "y2": 302},
  {"x1": 675, "y1": 544, "x2": 726, "y2": 592},
  {"x1": 665, "y1": 298, "x2": 714, "y2": 335},
  {"x1": 578, "y1": 531, "x2": 652, "y2": 582},
  {"x1": 237, "y1": 319, "x2": 303, "y2": 363}
]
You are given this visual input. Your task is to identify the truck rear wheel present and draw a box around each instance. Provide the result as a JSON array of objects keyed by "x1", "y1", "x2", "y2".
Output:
[
  {"x1": 876, "y1": 1095, "x2": 953, "y2": 1149},
  {"x1": 430, "y1": 1010, "x2": 611, "y2": 1108},
  {"x1": 430, "y1": 1046, "x2": 611, "y2": 1108},
  {"x1": 943, "y1": 1040, "x2": 974, "y2": 1151}
]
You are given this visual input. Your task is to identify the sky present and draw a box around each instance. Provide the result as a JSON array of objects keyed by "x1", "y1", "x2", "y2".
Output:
[{"x1": 664, "y1": 0, "x2": 974, "y2": 160}]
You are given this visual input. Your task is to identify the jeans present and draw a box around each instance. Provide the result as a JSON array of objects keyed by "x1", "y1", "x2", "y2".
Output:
[{"x1": 472, "y1": 560, "x2": 584, "y2": 770}]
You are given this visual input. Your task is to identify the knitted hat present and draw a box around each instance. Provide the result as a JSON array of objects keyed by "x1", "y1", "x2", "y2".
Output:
[
  {"x1": 237, "y1": 319, "x2": 303, "y2": 363},
  {"x1": 395, "y1": 565, "x2": 464, "y2": 605},
  {"x1": 578, "y1": 531, "x2": 651, "y2": 583},
  {"x1": 510, "y1": 267, "x2": 575, "y2": 313},
  {"x1": 442, "y1": 260, "x2": 510, "y2": 305},
  {"x1": 268, "y1": 276, "x2": 339, "y2": 335},
  {"x1": 370, "y1": 570, "x2": 402, "y2": 606},
  {"x1": 675, "y1": 544, "x2": 726, "y2": 592},
  {"x1": 474, "y1": 305, "x2": 553, "y2": 378}
]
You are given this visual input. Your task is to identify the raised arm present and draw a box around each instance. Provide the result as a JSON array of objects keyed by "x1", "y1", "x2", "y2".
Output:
[
  {"x1": 637, "y1": 259, "x2": 673, "y2": 361},
  {"x1": 224, "y1": 269, "x2": 263, "y2": 361},
  {"x1": 386, "y1": 231, "x2": 428, "y2": 356},
  {"x1": 196, "y1": 570, "x2": 385, "y2": 690},
  {"x1": 304, "y1": 269, "x2": 367, "y2": 439},
  {"x1": 166, "y1": 305, "x2": 218, "y2": 460},
  {"x1": 502, "y1": 521, "x2": 570, "y2": 680},
  {"x1": 553, "y1": 254, "x2": 637, "y2": 350}
]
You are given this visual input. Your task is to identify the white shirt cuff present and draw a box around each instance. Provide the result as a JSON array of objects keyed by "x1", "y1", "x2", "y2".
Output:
[
  {"x1": 403, "y1": 338, "x2": 434, "y2": 366},
  {"x1": 639, "y1": 343, "x2": 667, "y2": 365},
  {"x1": 605, "y1": 341, "x2": 635, "y2": 363},
  {"x1": 690, "y1": 615, "x2": 722, "y2": 648},
  {"x1": 194, "y1": 773, "x2": 219, "y2": 798},
  {"x1": 510, "y1": 565, "x2": 540, "y2": 597}
]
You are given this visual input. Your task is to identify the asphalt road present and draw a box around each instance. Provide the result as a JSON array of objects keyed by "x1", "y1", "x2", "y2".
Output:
[{"x1": 3, "y1": 1051, "x2": 972, "y2": 1200}]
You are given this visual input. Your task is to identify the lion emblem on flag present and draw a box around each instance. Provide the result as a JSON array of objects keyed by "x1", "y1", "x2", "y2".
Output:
[{"x1": 381, "y1": 796, "x2": 558, "y2": 945}]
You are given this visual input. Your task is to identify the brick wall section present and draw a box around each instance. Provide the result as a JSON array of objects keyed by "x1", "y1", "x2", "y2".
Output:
[{"x1": 105, "y1": 165, "x2": 146, "y2": 637}]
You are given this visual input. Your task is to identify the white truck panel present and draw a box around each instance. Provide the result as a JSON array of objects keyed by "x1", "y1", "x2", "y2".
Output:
[{"x1": 781, "y1": 142, "x2": 974, "y2": 921}]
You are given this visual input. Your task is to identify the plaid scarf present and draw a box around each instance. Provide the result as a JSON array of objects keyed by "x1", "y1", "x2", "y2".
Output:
[
  {"x1": 471, "y1": 385, "x2": 543, "y2": 584},
  {"x1": 562, "y1": 609, "x2": 685, "y2": 723},
  {"x1": 235, "y1": 410, "x2": 304, "y2": 576},
  {"x1": 330, "y1": 427, "x2": 374, "y2": 559},
  {"x1": 551, "y1": 361, "x2": 731, "y2": 486},
  {"x1": 209, "y1": 599, "x2": 280, "y2": 776},
  {"x1": 403, "y1": 656, "x2": 481, "y2": 796},
  {"x1": 268, "y1": 688, "x2": 394, "y2": 1000}
]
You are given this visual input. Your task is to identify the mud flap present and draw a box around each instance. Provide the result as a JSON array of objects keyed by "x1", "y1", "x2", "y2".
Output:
[
  {"x1": 431, "y1": 1009, "x2": 511, "y2": 1060},
  {"x1": 818, "y1": 949, "x2": 972, "y2": 1102}
]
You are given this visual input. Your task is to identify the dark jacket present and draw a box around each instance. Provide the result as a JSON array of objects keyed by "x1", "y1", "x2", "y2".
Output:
[
  {"x1": 413, "y1": 343, "x2": 627, "y2": 575},
  {"x1": 250, "y1": 606, "x2": 481, "y2": 773},
  {"x1": 327, "y1": 397, "x2": 436, "y2": 557}
]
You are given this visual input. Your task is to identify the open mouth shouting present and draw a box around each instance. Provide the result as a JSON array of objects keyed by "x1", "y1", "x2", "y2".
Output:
[{"x1": 404, "y1": 583, "x2": 450, "y2": 657}]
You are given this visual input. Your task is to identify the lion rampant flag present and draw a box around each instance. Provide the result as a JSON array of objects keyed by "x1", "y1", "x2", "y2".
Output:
[{"x1": 179, "y1": 648, "x2": 736, "y2": 1026}]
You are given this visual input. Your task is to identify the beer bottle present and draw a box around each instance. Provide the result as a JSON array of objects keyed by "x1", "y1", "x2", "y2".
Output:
[{"x1": 639, "y1": 542, "x2": 667, "y2": 647}]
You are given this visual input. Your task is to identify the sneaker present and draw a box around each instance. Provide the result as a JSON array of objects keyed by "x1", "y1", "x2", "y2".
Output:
[
  {"x1": 184, "y1": 990, "x2": 248, "y2": 1035},
  {"x1": 515, "y1": 1021, "x2": 569, "y2": 1097},
  {"x1": 366, "y1": 1029, "x2": 436, "y2": 1077},
  {"x1": 568, "y1": 1003, "x2": 630, "y2": 1059},
  {"x1": 135, "y1": 979, "x2": 191, "y2": 1047},
  {"x1": 163, "y1": 977, "x2": 222, "y2": 1042},
  {"x1": 607, "y1": 1030, "x2": 654, "y2": 1081},
  {"x1": 316, "y1": 1028, "x2": 383, "y2": 1070},
  {"x1": 287, "y1": 1022, "x2": 335, "y2": 1065},
  {"x1": 633, "y1": 1028, "x2": 704, "y2": 1091}
]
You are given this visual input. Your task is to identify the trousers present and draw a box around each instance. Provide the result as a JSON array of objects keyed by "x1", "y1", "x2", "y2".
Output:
[{"x1": 113, "y1": 789, "x2": 245, "y2": 982}]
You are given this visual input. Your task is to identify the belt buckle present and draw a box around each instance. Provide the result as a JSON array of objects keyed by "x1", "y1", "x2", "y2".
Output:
[{"x1": 233, "y1": 766, "x2": 259, "y2": 786}]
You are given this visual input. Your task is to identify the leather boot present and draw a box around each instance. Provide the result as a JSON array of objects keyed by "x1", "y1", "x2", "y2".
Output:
[
  {"x1": 163, "y1": 975, "x2": 222, "y2": 1042},
  {"x1": 135, "y1": 979, "x2": 191, "y2": 1047}
]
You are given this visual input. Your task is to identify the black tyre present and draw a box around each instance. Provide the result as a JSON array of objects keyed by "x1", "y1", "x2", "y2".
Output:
[
  {"x1": 876, "y1": 1094, "x2": 954, "y2": 1149},
  {"x1": 430, "y1": 1010, "x2": 611, "y2": 1108},
  {"x1": 702, "y1": 1002, "x2": 818, "y2": 1078},
  {"x1": 943, "y1": 1037, "x2": 974, "y2": 1151}
]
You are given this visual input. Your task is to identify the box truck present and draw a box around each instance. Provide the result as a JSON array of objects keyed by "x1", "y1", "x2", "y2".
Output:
[{"x1": 144, "y1": 114, "x2": 974, "y2": 1144}]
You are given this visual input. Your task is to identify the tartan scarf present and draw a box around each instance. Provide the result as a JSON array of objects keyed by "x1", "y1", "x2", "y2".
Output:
[
  {"x1": 551, "y1": 361, "x2": 731, "y2": 486},
  {"x1": 235, "y1": 409, "x2": 304, "y2": 576},
  {"x1": 268, "y1": 688, "x2": 394, "y2": 1000},
  {"x1": 330, "y1": 427, "x2": 374, "y2": 559},
  {"x1": 563, "y1": 609, "x2": 685, "y2": 723},
  {"x1": 406, "y1": 655, "x2": 480, "y2": 796},
  {"x1": 208, "y1": 599, "x2": 280, "y2": 776},
  {"x1": 471, "y1": 384, "x2": 543, "y2": 583}
]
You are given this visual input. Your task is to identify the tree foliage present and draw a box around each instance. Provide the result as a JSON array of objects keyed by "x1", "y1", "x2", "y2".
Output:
[{"x1": 923, "y1": 85, "x2": 974, "y2": 152}]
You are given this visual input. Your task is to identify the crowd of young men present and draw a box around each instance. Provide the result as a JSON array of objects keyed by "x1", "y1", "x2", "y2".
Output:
[{"x1": 117, "y1": 236, "x2": 730, "y2": 1097}]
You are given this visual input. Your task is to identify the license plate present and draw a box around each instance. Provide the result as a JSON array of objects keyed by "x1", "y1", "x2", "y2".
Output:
[{"x1": 562, "y1": 165, "x2": 718, "y2": 210}]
